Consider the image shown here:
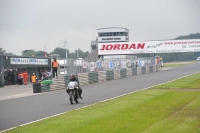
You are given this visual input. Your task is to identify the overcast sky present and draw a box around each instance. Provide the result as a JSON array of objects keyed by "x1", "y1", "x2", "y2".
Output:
[{"x1": 0, "y1": 0, "x2": 200, "y2": 55}]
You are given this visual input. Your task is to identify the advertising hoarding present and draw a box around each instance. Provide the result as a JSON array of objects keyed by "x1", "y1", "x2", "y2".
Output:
[
  {"x1": 98, "y1": 39, "x2": 200, "y2": 55},
  {"x1": 10, "y1": 58, "x2": 48, "y2": 65}
]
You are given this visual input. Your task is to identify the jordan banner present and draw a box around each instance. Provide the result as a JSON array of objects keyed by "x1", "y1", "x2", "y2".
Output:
[{"x1": 98, "y1": 39, "x2": 200, "y2": 55}]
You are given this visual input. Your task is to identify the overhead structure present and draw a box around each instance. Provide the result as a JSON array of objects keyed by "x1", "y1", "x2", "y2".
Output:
[{"x1": 97, "y1": 27, "x2": 129, "y2": 43}]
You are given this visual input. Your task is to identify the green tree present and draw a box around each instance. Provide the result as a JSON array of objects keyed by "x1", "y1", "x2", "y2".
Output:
[
  {"x1": 21, "y1": 50, "x2": 49, "y2": 57},
  {"x1": 49, "y1": 47, "x2": 68, "y2": 58},
  {"x1": 22, "y1": 50, "x2": 36, "y2": 57},
  {"x1": 49, "y1": 47, "x2": 89, "y2": 59},
  {"x1": 0, "y1": 48, "x2": 15, "y2": 55}
]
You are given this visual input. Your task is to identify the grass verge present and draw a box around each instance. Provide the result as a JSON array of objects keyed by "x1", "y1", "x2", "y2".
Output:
[
  {"x1": 163, "y1": 61, "x2": 194, "y2": 68},
  {"x1": 4, "y1": 73, "x2": 200, "y2": 133}
]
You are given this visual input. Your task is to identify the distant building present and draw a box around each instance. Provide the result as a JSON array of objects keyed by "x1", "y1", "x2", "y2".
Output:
[
  {"x1": 97, "y1": 27, "x2": 129, "y2": 43},
  {"x1": 88, "y1": 27, "x2": 129, "y2": 59}
]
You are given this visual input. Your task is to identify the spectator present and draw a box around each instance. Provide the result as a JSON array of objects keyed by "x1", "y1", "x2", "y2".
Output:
[
  {"x1": 23, "y1": 71, "x2": 28, "y2": 85},
  {"x1": 31, "y1": 73, "x2": 37, "y2": 83},
  {"x1": 52, "y1": 58, "x2": 59, "y2": 78}
]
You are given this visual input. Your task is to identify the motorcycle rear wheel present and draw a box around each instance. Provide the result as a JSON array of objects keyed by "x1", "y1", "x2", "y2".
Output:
[{"x1": 69, "y1": 91, "x2": 73, "y2": 104}]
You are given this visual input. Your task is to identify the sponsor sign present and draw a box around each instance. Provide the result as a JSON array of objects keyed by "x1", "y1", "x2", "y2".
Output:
[
  {"x1": 90, "y1": 62, "x2": 95, "y2": 71},
  {"x1": 98, "y1": 36, "x2": 127, "y2": 43},
  {"x1": 121, "y1": 61, "x2": 126, "y2": 68},
  {"x1": 109, "y1": 61, "x2": 114, "y2": 69},
  {"x1": 98, "y1": 39, "x2": 200, "y2": 55},
  {"x1": 82, "y1": 62, "x2": 88, "y2": 69},
  {"x1": 97, "y1": 62, "x2": 102, "y2": 67},
  {"x1": 10, "y1": 58, "x2": 48, "y2": 65}
]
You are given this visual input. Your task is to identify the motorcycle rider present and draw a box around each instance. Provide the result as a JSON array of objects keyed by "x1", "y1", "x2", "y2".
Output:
[{"x1": 67, "y1": 74, "x2": 82, "y2": 99}]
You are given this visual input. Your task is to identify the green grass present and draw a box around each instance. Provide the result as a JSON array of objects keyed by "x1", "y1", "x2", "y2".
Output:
[
  {"x1": 5, "y1": 73, "x2": 200, "y2": 133},
  {"x1": 152, "y1": 73, "x2": 200, "y2": 89},
  {"x1": 163, "y1": 61, "x2": 194, "y2": 68}
]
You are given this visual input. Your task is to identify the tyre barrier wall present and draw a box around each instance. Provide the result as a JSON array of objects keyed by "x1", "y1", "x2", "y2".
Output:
[
  {"x1": 41, "y1": 85, "x2": 50, "y2": 92},
  {"x1": 141, "y1": 67, "x2": 146, "y2": 75},
  {"x1": 88, "y1": 72, "x2": 98, "y2": 84},
  {"x1": 50, "y1": 76, "x2": 66, "y2": 91},
  {"x1": 106, "y1": 70, "x2": 114, "y2": 81},
  {"x1": 78, "y1": 73, "x2": 89, "y2": 86},
  {"x1": 137, "y1": 67, "x2": 142, "y2": 75},
  {"x1": 153, "y1": 65, "x2": 158, "y2": 72},
  {"x1": 98, "y1": 71, "x2": 106, "y2": 82},
  {"x1": 132, "y1": 67, "x2": 137, "y2": 76},
  {"x1": 120, "y1": 69, "x2": 127, "y2": 79},
  {"x1": 149, "y1": 66, "x2": 154, "y2": 73},
  {"x1": 146, "y1": 66, "x2": 150, "y2": 74},
  {"x1": 114, "y1": 70, "x2": 120, "y2": 80},
  {"x1": 127, "y1": 68, "x2": 132, "y2": 77},
  {"x1": 33, "y1": 65, "x2": 158, "y2": 92}
]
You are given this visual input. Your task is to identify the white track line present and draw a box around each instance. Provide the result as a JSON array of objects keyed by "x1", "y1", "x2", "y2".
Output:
[{"x1": 1, "y1": 71, "x2": 200, "y2": 133}]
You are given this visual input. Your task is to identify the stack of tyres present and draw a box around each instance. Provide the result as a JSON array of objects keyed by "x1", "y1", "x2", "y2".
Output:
[
  {"x1": 141, "y1": 67, "x2": 146, "y2": 74},
  {"x1": 150, "y1": 66, "x2": 154, "y2": 73},
  {"x1": 33, "y1": 83, "x2": 41, "y2": 93},
  {"x1": 41, "y1": 84, "x2": 50, "y2": 92},
  {"x1": 120, "y1": 69, "x2": 127, "y2": 78},
  {"x1": 88, "y1": 72, "x2": 94, "y2": 84},
  {"x1": 92, "y1": 72, "x2": 98, "y2": 83},
  {"x1": 132, "y1": 67, "x2": 137, "y2": 76},
  {"x1": 106, "y1": 70, "x2": 114, "y2": 81}
]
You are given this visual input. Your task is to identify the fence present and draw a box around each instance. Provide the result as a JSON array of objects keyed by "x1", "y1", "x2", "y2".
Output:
[{"x1": 58, "y1": 57, "x2": 156, "y2": 76}]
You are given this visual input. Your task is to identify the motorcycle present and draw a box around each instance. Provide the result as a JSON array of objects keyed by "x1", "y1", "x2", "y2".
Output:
[{"x1": 67, "y1": 81, "x2": 80, "y2": 104}]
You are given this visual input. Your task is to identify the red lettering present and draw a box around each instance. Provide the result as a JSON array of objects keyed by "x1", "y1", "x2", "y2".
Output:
[
  {"x1": 100, "y1": 43, "x2": 145, "y2": 51},
  {"x1": 100, "y1": 45, "x2": 106, "y2": 50},
  {"x1": 137, "y1": 43, "x2": 145, "y2": 49},
  {"x1": 113, "y1": 44, "x2": 120, "y2": 50},
  {"x1": 106, "y1": 44, "x2": 113, "y2": 50},
  {"x1": 121, "y1": 44, "x2": 128, "y2": 50},
  {"x1": 129, "y1": 44, "x2": 136, "y2": 49}
]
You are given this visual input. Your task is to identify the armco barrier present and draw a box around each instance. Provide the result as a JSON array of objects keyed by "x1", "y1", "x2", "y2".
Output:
[
  {"x1": 132, "y1": 67, "x2": 137, "y2": 76},
  {"x1": 114, "y1": 70, "x2": 120, "y2": 79}
]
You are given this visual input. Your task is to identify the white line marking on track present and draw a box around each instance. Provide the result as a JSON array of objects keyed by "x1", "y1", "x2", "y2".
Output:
[{"x1": 1, "y1": 71, "x2": 200, "y2": 133}]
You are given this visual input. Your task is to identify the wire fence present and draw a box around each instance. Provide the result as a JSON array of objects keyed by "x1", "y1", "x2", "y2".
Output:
[{"x1": 58, "y1": 57, "x2": 156, "y2": 75}]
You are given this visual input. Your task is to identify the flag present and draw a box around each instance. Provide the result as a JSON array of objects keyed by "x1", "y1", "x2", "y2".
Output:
[{"x1": 44, "y1": 52, "x2": 47, "y2": 57}]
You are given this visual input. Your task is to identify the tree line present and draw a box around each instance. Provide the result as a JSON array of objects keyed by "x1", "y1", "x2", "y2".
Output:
[{"x1": 0, "y1": 47, "x2": 90, "y2": 59}]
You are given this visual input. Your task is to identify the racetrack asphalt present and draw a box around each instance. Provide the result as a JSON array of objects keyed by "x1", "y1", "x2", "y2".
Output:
[{"x1": 0, "y1": 63, "x2": 200, "y2": 131}]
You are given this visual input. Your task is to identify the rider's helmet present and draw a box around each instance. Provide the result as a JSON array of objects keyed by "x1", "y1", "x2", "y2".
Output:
[{"x1": 70, "y1": 73, "x2": 75, "y2": 79}]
